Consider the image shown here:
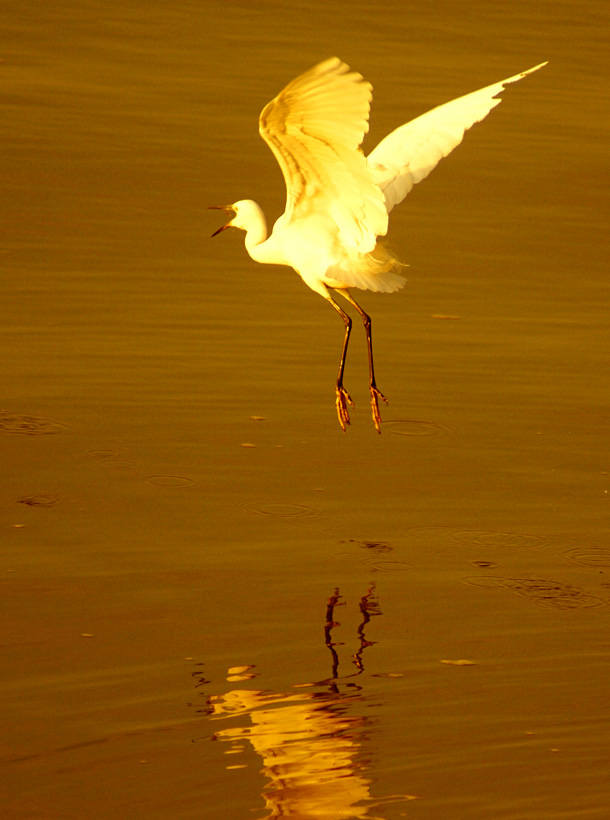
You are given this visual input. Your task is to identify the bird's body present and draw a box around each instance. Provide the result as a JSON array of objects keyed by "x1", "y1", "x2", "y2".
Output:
[
  {"x1": 212, "y1": 57, "x2": 546, "y2": 431},
  {"x1": 226, "y1": 198, "x2": 404, "y2": 299}
]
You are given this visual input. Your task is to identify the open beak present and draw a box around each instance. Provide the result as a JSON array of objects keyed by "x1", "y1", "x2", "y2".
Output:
[{"x1": 209, "y1": 205, "x2": 235, "y2": 237}]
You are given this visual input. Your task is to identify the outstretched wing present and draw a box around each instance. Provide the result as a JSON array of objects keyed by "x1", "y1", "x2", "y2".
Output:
[
  {"x1": 367, "y1": 63, "x2": 547, "y2": 213},
  {"x1": 259, "y1": 57, "x2": 388, "y2": 254}
]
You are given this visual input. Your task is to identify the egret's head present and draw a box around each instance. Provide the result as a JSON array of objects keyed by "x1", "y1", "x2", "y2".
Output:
[
  {"x1": 209, "y1": 203, "x2": 236, "y2": 236},
  {"x1": 209, "y1": 200, "x2": 264, "y2": 236}
]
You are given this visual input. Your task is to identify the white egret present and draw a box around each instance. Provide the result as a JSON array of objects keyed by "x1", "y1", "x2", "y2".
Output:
[{"x1": 211, "y1": 57, "x2": 546, "y2": 432}]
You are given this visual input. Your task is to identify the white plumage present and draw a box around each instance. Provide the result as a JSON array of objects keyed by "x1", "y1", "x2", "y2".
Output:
[{"x1": 211, "y1": 57, "x2": 546, "y2": 432}]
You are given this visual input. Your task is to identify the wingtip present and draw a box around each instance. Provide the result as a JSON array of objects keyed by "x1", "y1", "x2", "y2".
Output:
[
  {"x1": 311, "y1": 56, "x2": 350, "y2": 77},
  {"x1": 521, "y1": 61, "x2": 549, "y2": 76},
  {"x1": 497, "y1": 61, "x2": 548, "y2": 93}
]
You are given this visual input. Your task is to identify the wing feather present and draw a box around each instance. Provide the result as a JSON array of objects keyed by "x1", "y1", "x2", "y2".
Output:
[
  {"x1": 259, "y1": 57, "x2": 388, "y2": 253},
  {"x1": 367, "y1": 63, "x2": 547, "y2": 213}
]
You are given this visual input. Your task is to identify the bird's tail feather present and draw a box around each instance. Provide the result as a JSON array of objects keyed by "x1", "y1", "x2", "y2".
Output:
[{"x1": 332, "y1": 241, "x2": 407, "y2": 292}]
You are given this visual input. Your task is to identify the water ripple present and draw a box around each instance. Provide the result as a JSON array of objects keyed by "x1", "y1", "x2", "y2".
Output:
[
  {"x1": 0, "y1": 412, "x2": 69, "y2": 435},
  {"x1": 463, "y1": 575, "x2": 607, "y2": 609},
  {"x1": 384, "y1": 419, "x2": 453, "y2": 437},
  {"x1": 242, "y1": 502, "x2": 319, "y2": 518}
]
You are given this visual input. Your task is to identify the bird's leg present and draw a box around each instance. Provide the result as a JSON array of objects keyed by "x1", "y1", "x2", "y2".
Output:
[
  {"x1": 327, "y1": 296, "x2": 355, "y2": 432},
  {"x1": 339, "y1": 290, "x2": 388, "y2": 433}
]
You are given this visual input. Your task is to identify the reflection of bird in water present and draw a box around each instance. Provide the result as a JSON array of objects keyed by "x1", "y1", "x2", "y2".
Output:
[
  {"x1": 210, "y1": 687, "x2": 376, "y2": 818},
  {"x1": 211, "y1": 57, "x2": 546, "y2": 432},
  {"x1": 204, "y1": 586, "x2": 416, "y2": 818},
  {"x1": 325, "y1": 586, "x2": 382, "y2": 676}
]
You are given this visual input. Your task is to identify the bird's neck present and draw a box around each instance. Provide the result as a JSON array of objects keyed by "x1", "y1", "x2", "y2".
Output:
[{"x1": 243, "y1": 205, "x2": 268, "y2": 257}]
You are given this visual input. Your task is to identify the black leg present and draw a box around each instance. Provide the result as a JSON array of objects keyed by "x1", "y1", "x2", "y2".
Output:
[
  {"x1": 327, "y1": 295, "x2": 354, "y2": 431},
  {"x1": 338, "y1": 289, "x2": 388, "y2": 433}
]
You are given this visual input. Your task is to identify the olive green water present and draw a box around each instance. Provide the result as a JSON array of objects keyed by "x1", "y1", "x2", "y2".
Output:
[{"x1": 1, "y1": 2, "x2": 609, "y2": 818}]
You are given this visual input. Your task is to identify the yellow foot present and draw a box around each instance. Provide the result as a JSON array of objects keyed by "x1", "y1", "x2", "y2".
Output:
[
  {"x1": 335, "y1": 386, "x2": 355, "y2": 432},
  {"x1": 370, "y1": 386, "x2": 388, "y2": 433}
]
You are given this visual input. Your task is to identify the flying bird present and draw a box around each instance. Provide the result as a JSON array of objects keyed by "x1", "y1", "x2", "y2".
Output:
[{"x1": 211, "y1": 57, "x2": 546, "y2": 432}]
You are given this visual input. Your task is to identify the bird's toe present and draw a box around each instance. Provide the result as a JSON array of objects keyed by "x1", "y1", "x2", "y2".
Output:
[
  {"x1": 370, "y1": 386, "x2": 388, "y2": 433},
  {"x1": 335, "y1": 386, "x2": 354, "y2": 432}
]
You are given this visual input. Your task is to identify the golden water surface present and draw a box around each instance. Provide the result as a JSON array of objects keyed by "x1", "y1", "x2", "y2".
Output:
[{"x1": 2, "y1": 2, "x2": 609, "y2": 818}]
